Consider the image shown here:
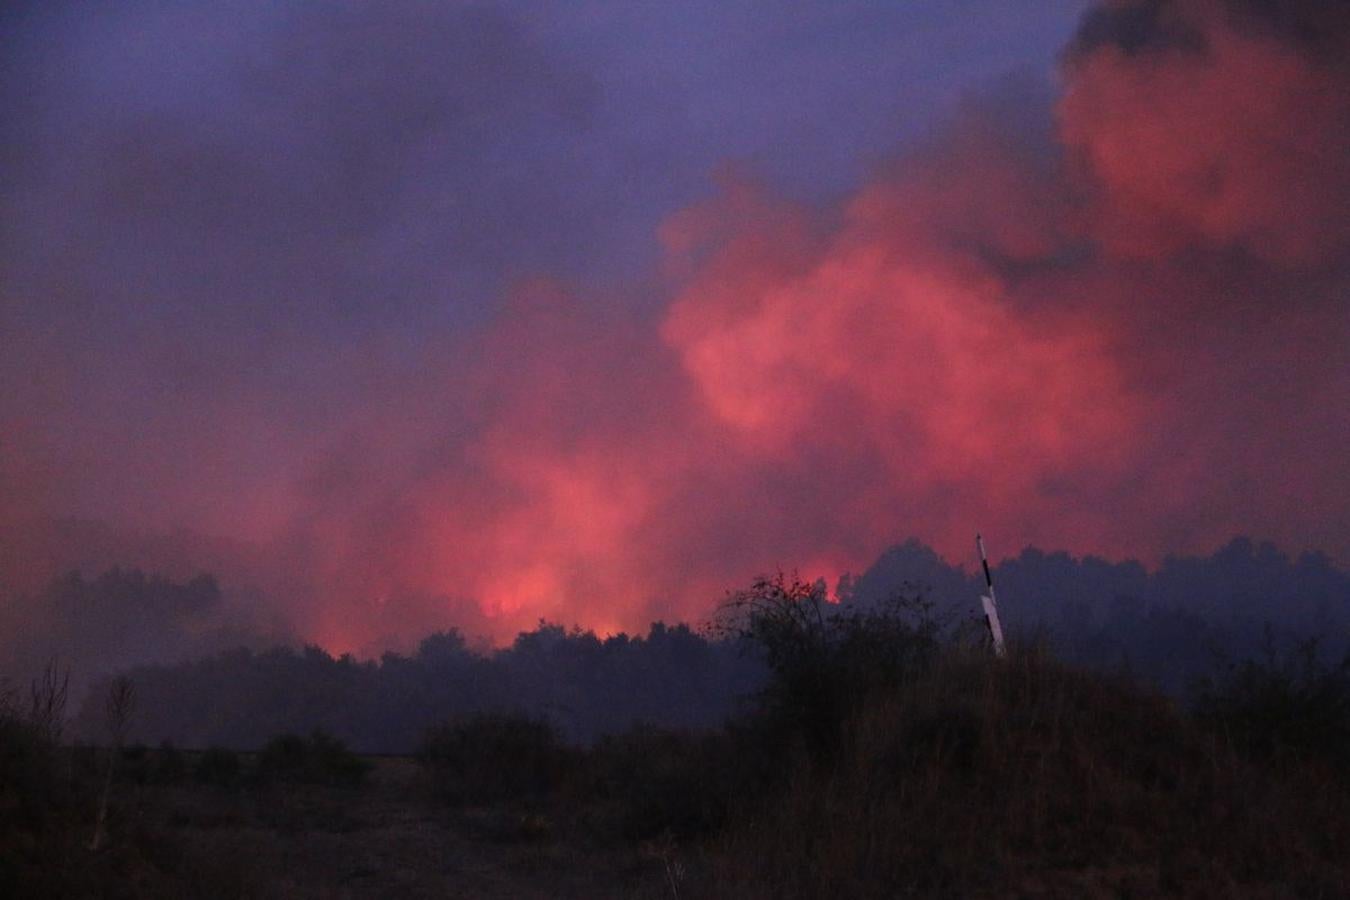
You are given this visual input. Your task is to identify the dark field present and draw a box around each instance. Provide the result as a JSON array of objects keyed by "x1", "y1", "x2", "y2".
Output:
[
  {"x1": 3, "y1": 738, "x2": 704, "y2": 898},
  {"x1": 8, "y1": 643, "x2": 1350, "y2": 898},
  {"x1": 80, "y1": 752, "x2": 684, "y2": 898},
  {"x1": 8, "y1": 574, "x2": 1350, "y2": 897}
]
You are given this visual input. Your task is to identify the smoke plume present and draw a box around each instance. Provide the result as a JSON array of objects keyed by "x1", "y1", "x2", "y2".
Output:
[{"x1": 1, "y1": 0, "x2": 1346, "y2": 652}]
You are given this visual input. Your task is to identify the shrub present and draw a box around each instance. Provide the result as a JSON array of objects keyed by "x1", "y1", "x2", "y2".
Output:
[
  {"x1": 256, "y1": 730, "x2": 371, "y2": 787},
  {"x1": 713, "y1": 572, "x2": 941, "y2": 757},
  {"x1": 154, "y1": 740, "x2": 187, "y2": 784},
  {"x1": 1195, "y1": 637, "x2": 1350, "y2": 772},
  {"x1": 0, "y1": 670, "x2": 87, "y2": 898},
  {"x1": 419, "y1": 713, "x2": 572, "y2": 804},
  {"x1": 0, "y1": 698, "x2": 62, "y2": 832},
  {"x1": 194, "y1": 747, "x2": 242, "y2": 787},
  {"x1": 709, "y1": 645, "x2": 1350, "y2": 898},
  {"x1": 119, "y1": 743, "x2": 153, "y2": 784},
  {"x1": 0, "y1": 667, "x2": 82, "y2": 826},
  {"x1": 583, "y1": 726, "x2": 740, "y2": 841}
]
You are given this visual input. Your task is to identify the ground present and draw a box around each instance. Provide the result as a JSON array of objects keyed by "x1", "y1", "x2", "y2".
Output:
[{"x1": 98, "y1": 757, "x2": 681, "y2": 899}]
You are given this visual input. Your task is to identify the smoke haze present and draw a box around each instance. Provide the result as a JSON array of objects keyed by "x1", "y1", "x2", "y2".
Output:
[{"x1": 2, "y1": 0, "x2": 1346, "y2": 653}]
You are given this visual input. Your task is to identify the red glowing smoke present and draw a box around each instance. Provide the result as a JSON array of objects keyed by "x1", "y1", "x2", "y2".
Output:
[{"x1": 3, "y1": 0, "x2": 1347, "y2": 652}]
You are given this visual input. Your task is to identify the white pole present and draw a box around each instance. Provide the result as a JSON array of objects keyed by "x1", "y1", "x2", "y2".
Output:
[{"x1": 976, "y1": 534, "x2": 1006, "y2": 658}]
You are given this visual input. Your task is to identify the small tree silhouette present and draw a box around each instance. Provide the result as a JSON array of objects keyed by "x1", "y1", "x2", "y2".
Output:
[
  {"x1": 90, "y1": 676, "x2": 135, "y2": 851},
  {"x1": 28, "y1": 660, "x2": 70, "y2": 745}
]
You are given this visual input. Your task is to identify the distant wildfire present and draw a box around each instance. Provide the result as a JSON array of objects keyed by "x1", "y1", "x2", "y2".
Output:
[{"x1": 2, "y1": 0, "x2": 1347, "y2": 653}]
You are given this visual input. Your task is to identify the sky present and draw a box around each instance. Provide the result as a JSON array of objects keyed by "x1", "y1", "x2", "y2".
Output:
[{"x1": 2, "y1": 0, "x2": 1347, "y2": 653}]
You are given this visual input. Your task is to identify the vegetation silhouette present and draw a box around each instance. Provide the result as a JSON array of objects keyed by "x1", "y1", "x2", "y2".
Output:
[
  {"x1": 709, "y1": 642, "x2": 1350, "y2": 897},
  {"x1": 3, "y1": 560, "x2": 1350, "y2": 895},
  {"x1": 711, "y1": 571, "x2": 944, "y2": 759},
  {"x1": 2, "y1": 535, "x2": 1335, "y2": 756},
  {"x1": 256, "y1": 730, "x2": 371, "y2": 788},
  {"x1": 2, "y1": 537, "x2": 1349, "y2": 893}
]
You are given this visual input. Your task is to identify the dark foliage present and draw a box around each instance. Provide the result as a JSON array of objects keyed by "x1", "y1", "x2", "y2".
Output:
[
  {"x1": 119, "y1": 743, "x2": 153, "y2": 784},
  {"x1": 1195, "y1": 635, "x2": 1350, "y2": 772},
  {"x1": 581, "y1": 726, "x2": 744, "y2": 841},
  {"x1": 419, "y1": 713, "x2": 574, "y2": 804},
  {"x1": 708, "y1": 645, "x2": 1350, "y2": 898},
  {"x1": 4, "y1": 571, "x2": 1350, "y2": 897},
  {"x1": 844, "y1": 536, "x2": 1350, "y2": 697},
  {"x1": 76, "y1": 621, "x2": 764, "y2": 752},
  {"x1": 0, "y1": 696, "x2": 65, "y2": 846},
  {"x1": 154, "y1": 740, "x2": 187, "y2": 784},
  {"x1": 193, "y1": 746, "x2": 242, "y2": 788},
  {"x1": 714, "y1": 571, "x2": 942, "y2": 757},
  {"x1": 256, "y1": 730, "x2": 372, "y2": 787},
  {"x1": 0, "y1": 545, "x2": 1346, "y2": 896},
  {"x1": 0, "y1": 671, "x2": 104, "y2": 897},
  {"x1": 41, "y1": 538, "x2": 1349, "y2": 755}
]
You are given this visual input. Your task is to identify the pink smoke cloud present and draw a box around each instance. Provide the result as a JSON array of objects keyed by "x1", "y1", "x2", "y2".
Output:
[
  {"x1": 1060, "y1": 0, "x2": 1350, "y2": 266},
  {"x1": 4, "y1": 0, "x2": 1347, "y2": 654}
]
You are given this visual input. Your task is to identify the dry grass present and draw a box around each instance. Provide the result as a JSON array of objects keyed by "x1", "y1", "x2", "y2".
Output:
[
  {"x1": 704, "y1": 644, "x2": 1350, "y2": 898},
  {"x1": 3, "y1": 747, "x2": 679, "y2": 898},
  {"x1": 8, "y1": 640, "x2": 1350, "y2": 897}
]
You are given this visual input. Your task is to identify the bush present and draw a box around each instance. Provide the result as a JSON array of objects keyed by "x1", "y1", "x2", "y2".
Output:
[
  {"x1": 194, "y1": 747, "x2": 242, "y2": 787},
  {"x1": 0, "y1": 667, "x2": 81, "y2": 827},
  {"x1": 583, "y1": 727, "x2": 740, "y2": 841},
  {"x1": 419, "y1": 713, "x2": 572, "y2": 804},
  {"x1": 118, "y1": 743, "x2": 154, "y2": 784},
  {"x1": 0, "y1": 672, "x2": 89, "y2": 898},
  {"x1": 709, "y1": 645, "x2": 1350, "y2": 898},
  {"x1": 1195, "y1": 637, "x2": 1350, "y2": 772},
  {"x1": 0, "y1": 703, "x2": 62, "y2": 833},
  {"x1": 256, "y1": 730, "x2": 371, "y2": 787},
  {"x1": 154, "y1": 740, "x2": 187, "y2": 784},
  {"x1": 713, "y1": 572, "x2": 941, "y2": 757}
]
